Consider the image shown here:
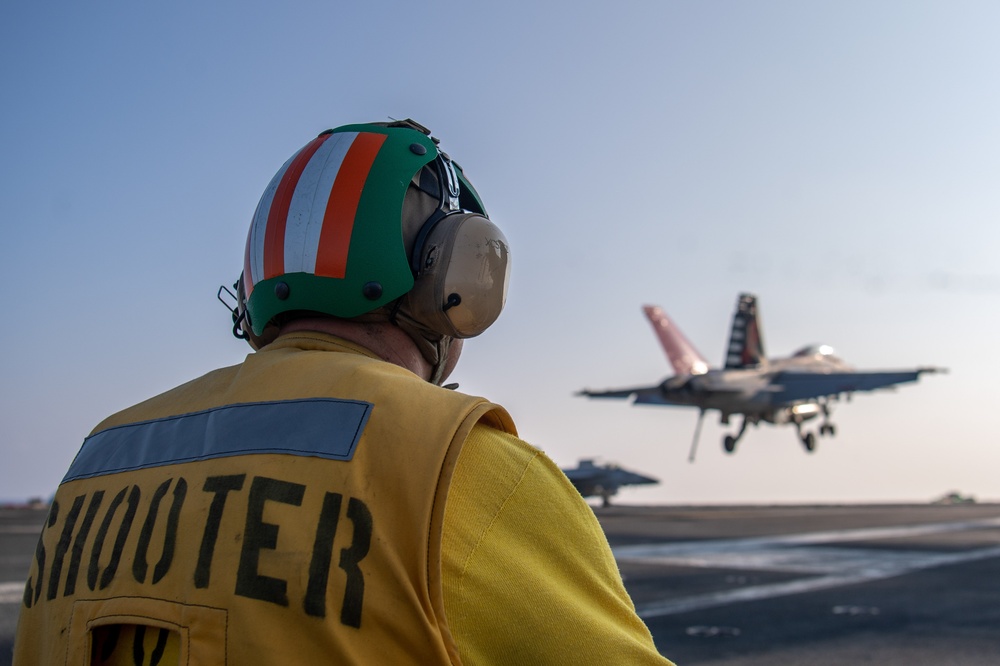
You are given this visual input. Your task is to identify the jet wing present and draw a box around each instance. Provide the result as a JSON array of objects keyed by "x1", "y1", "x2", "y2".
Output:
[
  {"x1": 768, "y1": 368, "x2": 942, "y2": 403},
  {"x1": 561, "y1": 460, "x2": 659, "y2": 499},
  {"x1": 577, "y1": 385, "x2": 678, "y2": 405},
  {"x1": 563, "y1": 468, "x2": 659, "y2": 487}
]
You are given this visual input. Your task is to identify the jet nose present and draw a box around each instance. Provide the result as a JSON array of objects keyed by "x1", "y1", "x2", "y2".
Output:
[{"x1": 624, "y1": 471, "x2": 659, "y2": 485}]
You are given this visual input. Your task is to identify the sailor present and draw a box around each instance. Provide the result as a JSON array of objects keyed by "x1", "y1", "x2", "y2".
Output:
[{"x1": 15, "y1": 119, "x2": 673, "y2": 665}]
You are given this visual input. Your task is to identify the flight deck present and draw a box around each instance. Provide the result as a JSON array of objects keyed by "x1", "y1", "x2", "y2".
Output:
[
  {"x1": 599, "y1": 503, "x2": 1000, "y2": 665},
  {"x1": 3, "y1": 503, "x2": 999, "y2": 665}
]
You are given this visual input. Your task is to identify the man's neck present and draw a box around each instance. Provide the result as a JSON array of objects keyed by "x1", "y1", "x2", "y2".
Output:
[{"x1": 277, "y1": 317, "x2": 432, "y2": 381}]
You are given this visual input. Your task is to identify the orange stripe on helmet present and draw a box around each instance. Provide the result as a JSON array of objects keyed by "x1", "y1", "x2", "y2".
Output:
[
  {"x1": 262, "y1": 133, "x2": 331, "y2": 280},
  {"x1": 314, "y1": 132, "x2": 388, "y2": 279}
]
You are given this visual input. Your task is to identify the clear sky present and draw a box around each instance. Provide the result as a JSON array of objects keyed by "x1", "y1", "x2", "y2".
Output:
[{"x1": 2, "y1": 1, "x2": 998, "y2": 505}]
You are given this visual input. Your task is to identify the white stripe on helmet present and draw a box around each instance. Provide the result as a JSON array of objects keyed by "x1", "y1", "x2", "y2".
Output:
[
  {"x1": 284, "y1": 132, "x2": 358, "y2": 274},
  {"x1": 248, "y1": 151, "x2": 296, "y2": 286}
]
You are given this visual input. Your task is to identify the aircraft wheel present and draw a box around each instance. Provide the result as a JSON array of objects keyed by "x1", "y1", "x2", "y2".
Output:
[
  {"x1": 724, "y1": 436, "x2": 737, "y2": 454},
  {"x1": 802, "y1": 433, "x2": 816, "y2": 452},
  {"x1": 829, "y1": 425, "x2": 836, "y2": 437}
]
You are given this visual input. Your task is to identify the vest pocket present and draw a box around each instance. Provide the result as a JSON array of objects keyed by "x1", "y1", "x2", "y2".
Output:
[
  {"x1": 91, "y1": 624, "x2": 180, "y2": 665},
  {"x1": 68, "y1": 597, "x2": 228, "y2": 665}
]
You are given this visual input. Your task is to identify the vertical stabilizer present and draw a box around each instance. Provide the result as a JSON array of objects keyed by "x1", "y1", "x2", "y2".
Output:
[
  {"x1": 725, "y1": 293, "x2": 766, "y2": 369},
  {"x1": 642, "y1": 305, "x2": 710, "y2": 376}
]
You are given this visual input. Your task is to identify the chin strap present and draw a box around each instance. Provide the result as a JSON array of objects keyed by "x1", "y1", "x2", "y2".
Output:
[
  {"x1": 428, "y1": 336, "x2": 453, "y2": 386},
  {"x1": 389, "y1": 306, "x2": 455, "y2": 386}
]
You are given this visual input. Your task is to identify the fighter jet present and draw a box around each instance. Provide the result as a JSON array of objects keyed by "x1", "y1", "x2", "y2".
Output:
[
  {"x1": 578, "y1": 293, "x2": 944, "y2": 461},
  {"x1": 561, "y1": 459, "x2": 659, "y2": 507}
]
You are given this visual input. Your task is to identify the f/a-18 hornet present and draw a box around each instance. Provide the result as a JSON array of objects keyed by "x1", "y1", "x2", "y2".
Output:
[
  {"x1": 578, "y1": 293, "x2": 944, "y2": 461},
  {"x1": 561, "y1": 459, "x2": 659, "y2": 507}
]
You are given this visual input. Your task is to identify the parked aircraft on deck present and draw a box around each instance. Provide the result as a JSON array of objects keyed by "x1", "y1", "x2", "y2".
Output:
[
  {"x1": 561, "y1": 459, "x2": 659, "y2": 506},
  {"x1": 578, "y1": 293, "x2": 945, "y2": 461}
]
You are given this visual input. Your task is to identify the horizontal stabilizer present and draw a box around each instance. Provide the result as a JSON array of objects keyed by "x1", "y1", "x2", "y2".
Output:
[
  {"x1": 632, "y1": 389, "x2": 678, "y2": 405},
  {"x1": 576, "y1": 388, "x2": 640, "y2": 400},
  {"x1": 577, "y1": 385, "x2": 674, "y2": 405}
]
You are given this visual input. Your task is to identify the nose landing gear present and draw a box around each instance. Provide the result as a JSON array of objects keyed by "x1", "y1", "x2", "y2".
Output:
[{"x1": 795, "y1": 405, "x2": 836, "y2": 453}]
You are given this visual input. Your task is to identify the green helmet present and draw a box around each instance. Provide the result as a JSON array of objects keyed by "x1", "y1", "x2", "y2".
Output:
[{"x1": 230, "y1": 119, "x2": 510, "y2": 357}]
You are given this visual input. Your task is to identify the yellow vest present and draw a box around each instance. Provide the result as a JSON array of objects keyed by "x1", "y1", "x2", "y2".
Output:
[{"x1": 14, "y1": 333, "x2": 514, "y2": 665}]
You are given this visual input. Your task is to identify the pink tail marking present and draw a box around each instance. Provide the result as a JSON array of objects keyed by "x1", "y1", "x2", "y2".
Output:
[{"x1": 642, "y1": 305, "x2": 710, "y2": 376}]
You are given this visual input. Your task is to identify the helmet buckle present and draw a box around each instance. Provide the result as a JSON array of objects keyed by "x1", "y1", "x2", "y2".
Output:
[
  {"x1": 217, "y1": 284, "x2": 250, "y2": 341},
  {"x1": 438, "y1": 154, "x2": 462, "y2": 212}
]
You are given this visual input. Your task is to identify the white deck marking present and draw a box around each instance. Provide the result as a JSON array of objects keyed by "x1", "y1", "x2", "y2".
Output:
[
  {"x1": 614, "y1": 517, "x2": 1000, "y2": 619},
  {"x1": 5, "y1": 519, "x2": 999, "y2": 610},
  {"x1": 0, "y1": 582, "x2": 23, "y2": 604},
  {"x1": 0, "y1": 525, "x2": 45, "y2": 534}
]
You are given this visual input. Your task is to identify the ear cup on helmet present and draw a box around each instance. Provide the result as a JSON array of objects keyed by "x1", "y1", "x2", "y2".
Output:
[{"x1": 407, "y1": 213, "x2": 510, "y2": 338}]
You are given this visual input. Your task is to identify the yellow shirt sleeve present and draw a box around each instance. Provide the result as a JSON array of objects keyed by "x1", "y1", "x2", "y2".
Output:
[{"x1": 442, "y1": 424, "x2": 675, "y2": 665}]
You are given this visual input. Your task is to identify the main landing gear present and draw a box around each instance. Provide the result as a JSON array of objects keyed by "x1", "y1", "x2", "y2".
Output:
[
  {"x1": 798, "y1": 428, "x2": 816, "y2": 452},
  {"x1": 722, "y1": 417, "x2": 751, "y2": 454},
  {"x1": 718, "y1": 403, "x2": 839, "y2": 455}
]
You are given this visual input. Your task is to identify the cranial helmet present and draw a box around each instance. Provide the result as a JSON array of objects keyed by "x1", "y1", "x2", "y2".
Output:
[{"x1": 225, "y1": 119, "x2": 510, "y2": 381}]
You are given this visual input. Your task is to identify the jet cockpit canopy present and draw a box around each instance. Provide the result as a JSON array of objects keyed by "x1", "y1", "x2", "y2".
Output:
[{"x1": 792, "y1": 344, "x2": 837, "y2": 358}]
